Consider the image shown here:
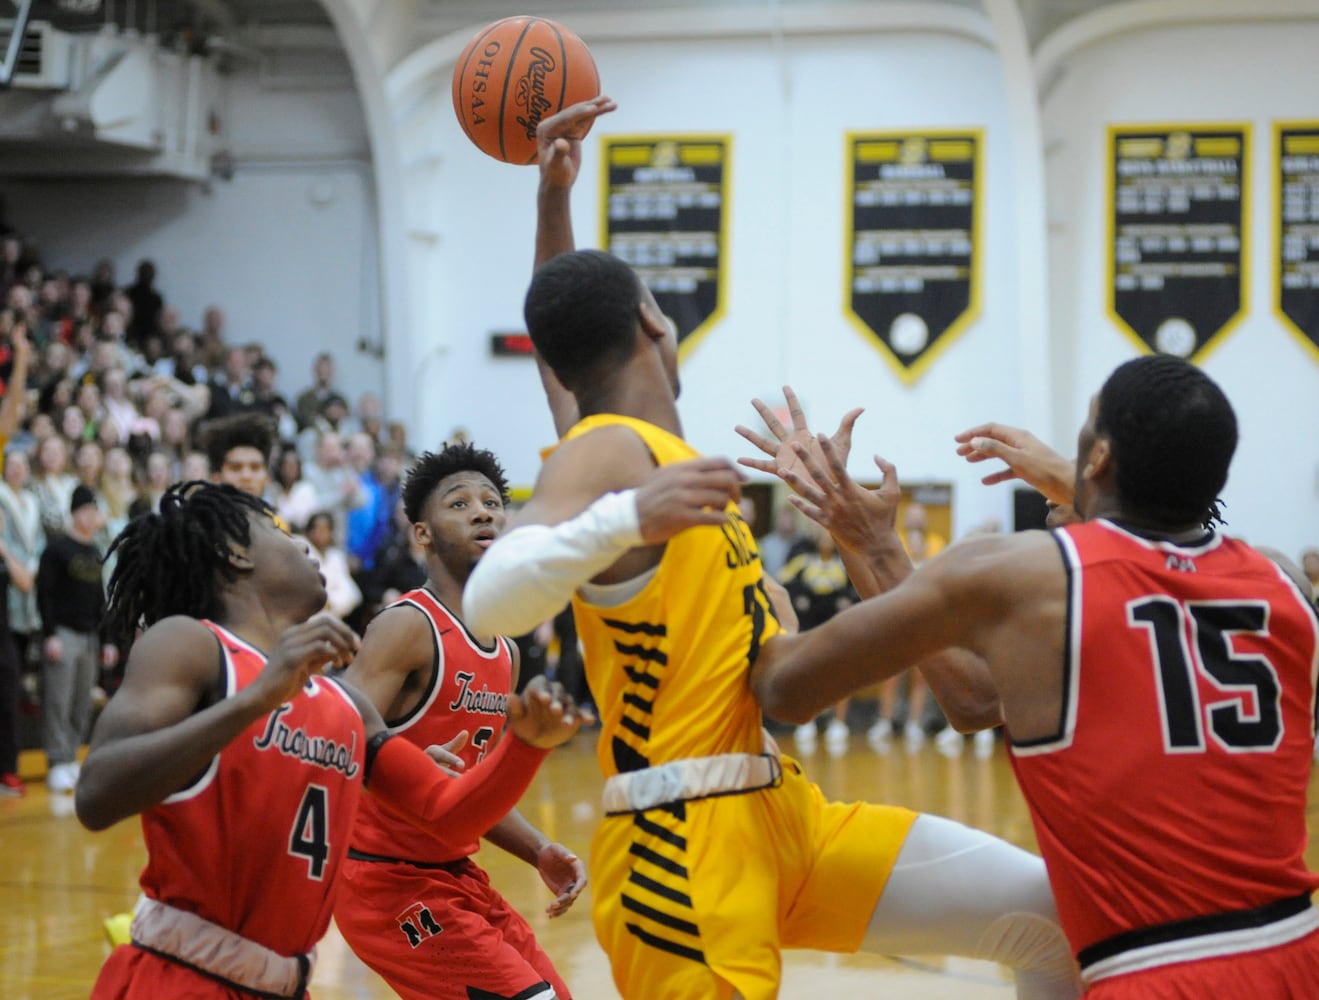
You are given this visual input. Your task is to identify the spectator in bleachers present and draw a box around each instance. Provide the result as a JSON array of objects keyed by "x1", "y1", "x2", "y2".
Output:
[
  {"x1": 343, "y1": 390, "x2": 386, "y2": 443},
  {"x1": 296, "y1": 391, "x2": 350, "y2": 464},
  {"x1": 303, "y1": 510, "x2": 361, "y2": 622},
  {"x1": 73, "y1": 442, "x2": 104, "y2": 507},
  {"x1": 365, "y1": 496, "x2": 425, "y2": 608},
  {"x1": 0, "y1": 503, "x2": 33, "y2": 797},
  {"x1": 247, "y1": 356, "x2": 297, "y2": 441},
  {"x1": 269, "y1": 444, "x2": 317, "y2": 534},
  {"x1": 132, "y1": 449, "x2": 172, "y2": 517},
  {"x1": 155, "y1": 405, "x2": 191, "y2": 480},
  {"x1": 37, "y1": 484, "x2": 109, "y2": 795},
  {"x1": 293, "y1": 351, "x2": 341, "y2": 432},
  {"x1": 0, "y1": 446, "x2": 44, "y2": 675},
  {"x1": 199, "y1": 411, "x2": 274, "y2": 499},
  {"x1": 61, "y1": 403, "x2": 92, "y2": 446},
  {"x1": 32, "y1": 434, "x2": 75, "y2": 539},
  {"x1": 124, "y1": 260, "x2": 162, "y2": 350},
  {"x1": 180, "y1": 450, "x2": 209, "y2": 483},
  {"x1": 89, "y1": 259, "x2": 116, "y2": 311},
  {"x1": 302, "y1": 429, "x2": 364, "y2": 547},
  {"x1": 204, "y1": 344, "x2": 253, "y2": 420},
  {"x1": 99, "y1": 447, "x2": 136, "y2": 539}
]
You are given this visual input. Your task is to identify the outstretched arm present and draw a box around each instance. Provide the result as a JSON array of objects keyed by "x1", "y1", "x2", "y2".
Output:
[
  {"x1": 532, "y1": 95, "x2": 617, "y2": 437},
  {"x1": 362, "y1": 676, "x2": 590, "y2": 845},
  {"x1": 739, "y1": 392, "x2": 1002, "y2": 729},
  {"x1": 465, "y1": 428, "x2": 742, "y2": 638}
]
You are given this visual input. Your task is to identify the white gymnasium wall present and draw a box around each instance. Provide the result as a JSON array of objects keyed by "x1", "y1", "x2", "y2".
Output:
[
  {"x1": 7, "y1": 3, "x2": 1318, "y2": 557},
  {"x1": 405, "y1": 19, "x2": 1030, "y2": 539},
  {"x1": 3, "y1": 68, "x2": 384, "y2": 412},
  {"x1": 1041, "y1": 9, "x2": 1319, "y2": 557}
]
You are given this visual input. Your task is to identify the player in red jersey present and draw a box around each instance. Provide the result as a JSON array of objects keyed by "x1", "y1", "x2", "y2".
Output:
[
  {"x1": 335, "y1": 441, "x2": 583, "y2": 1000},
  {"x1": 75, "y1": 481, "x2": 589, "y2": 999},
  {"x1": 745, "y1": 355, "x2": 1319, "y2": 998}
]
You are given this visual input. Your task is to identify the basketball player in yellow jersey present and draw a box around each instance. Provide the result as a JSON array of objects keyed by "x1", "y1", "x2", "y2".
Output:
[{"x1": 464, "y1": 97, "x2": 1081, "y2": 1000}]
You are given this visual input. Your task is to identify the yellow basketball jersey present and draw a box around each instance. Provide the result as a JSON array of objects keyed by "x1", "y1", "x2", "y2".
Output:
[{"x1": 558, "y1": 414, "x2": 781, "y2": 779}]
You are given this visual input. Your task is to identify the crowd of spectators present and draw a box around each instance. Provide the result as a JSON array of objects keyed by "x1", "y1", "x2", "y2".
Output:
[{"x1": 0, "y1": 230, "x2": 426, "y2": 797}]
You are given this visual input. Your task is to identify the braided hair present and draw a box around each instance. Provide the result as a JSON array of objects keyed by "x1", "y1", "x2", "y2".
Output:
[{"x1": 104, "y1": 481, "x2": 272, "y2": 655}]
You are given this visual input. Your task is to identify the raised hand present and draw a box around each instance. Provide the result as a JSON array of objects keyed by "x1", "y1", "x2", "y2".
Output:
[
  {"x1": 536, "y1": 841, "x2": 588, "y2": 917},
  {"x1": 507, "y1": 675, "x2": 594, "y2": 749},
  {"x1": 634, "y1": 457, "x2": 744, "y2": 544},
  {"x1": 735, "y1": 385, "x2": 863, "y2": 493},
  {"x1": 537, "y1": 95, "x2": 618, "y2": 189},
  {"x1": 255, "y1": 613, "x2": 360, "y2": 710},
  {"x1": 425, "y1": 730, "x2": 469, "y2": 777},
  {"x1": 954, "y1": 423, "x2": 1075, "y2": 506},
  {"x1": 780, "y1": 434, "x2": 901, "y2": 561}
]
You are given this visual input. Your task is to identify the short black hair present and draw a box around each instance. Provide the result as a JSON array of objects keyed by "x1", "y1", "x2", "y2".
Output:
[
  {"x1": 524, "y1": 249, "x2": 643, "y2": 392},
  {"x1": 104, "y1": 481, "x2": 272, "y2": 655},
  {"x1": 1095, "y1": 354, "x2": 1237, "y2": 528},
  {"x1": 200, "y1": 412, "x2": 276, "y2": 470},
  {"x1": 402, "y1": 441, "x2": 509, "y2": 524}
]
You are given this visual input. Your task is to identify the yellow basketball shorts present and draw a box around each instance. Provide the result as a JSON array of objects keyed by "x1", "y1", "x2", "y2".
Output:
[{"x1": 590, "y1": 756, "x2": 917, "y2": 1000}]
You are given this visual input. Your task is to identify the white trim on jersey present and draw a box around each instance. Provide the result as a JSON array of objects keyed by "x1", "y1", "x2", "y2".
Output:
[
  {"x1": 387, "y1": 589, "x2": 507, "y2": 734},
  {"x1": 161, "y1": 623, "x2": 237, "y2": 804},
  {"x1": 1094, "y1": 518, "x2": 1224, "y2": 557},
  {"x1": 1082, "y1": 904, "x2": 1319, "y2": 984},
  {"x1": 1010, "y1": 530, "x2": 1083, "y2": 758}
]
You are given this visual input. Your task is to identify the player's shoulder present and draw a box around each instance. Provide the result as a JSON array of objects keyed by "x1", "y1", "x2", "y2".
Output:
[
  {"x1": 357, "y1": 601, "x2": 436, "y2": 659},
  {"x1": 541, "y1": 421, "x2": 656, "y2": 492},
  {"x1": 122, "y1": 616, "x2": 223, "y2": 688},
  {"x1": 133, "y1": 615, "x2": 218, "y2": 655},
  {"x1": 922, "y1": 529, "x2": 1062, "y2": 598}
]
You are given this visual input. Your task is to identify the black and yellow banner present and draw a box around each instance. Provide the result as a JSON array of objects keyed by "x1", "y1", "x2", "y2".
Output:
[
  {"x1": 844, "y1": 130, "x2": 982, "y2": 383},
  {"x1": 1108, "y1": 125, "x2": 1249, "y2": 360},
  {"x1": 600, "y1": 135, "x2": 730, "y2": 360},
  {"x1": 1276, "y1": 123, "x2": 1319, "y2": 363}
]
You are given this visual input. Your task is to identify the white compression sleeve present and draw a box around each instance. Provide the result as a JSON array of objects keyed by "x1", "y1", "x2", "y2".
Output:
[{"x1": 464, "y1": 490, "x2": 644, "y2": 637}]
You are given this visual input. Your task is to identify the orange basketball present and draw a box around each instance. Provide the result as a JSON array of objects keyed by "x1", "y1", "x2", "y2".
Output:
[{"x1": 451, "y1": 16, "x2": 600, "y2": 165}]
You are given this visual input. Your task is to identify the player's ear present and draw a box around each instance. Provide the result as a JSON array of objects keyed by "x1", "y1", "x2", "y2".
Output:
[
  {"x1": 1083, "y1": 437, "x2": 1112, "y2": 480},
  {"x1": 638, "y1": 300, "x2": 667, "y2": 343},
  {"x1": 412, "y1": 521, "x2": 430, "y2": 547},
  {"x1": 226, "y1": 544, "x2": 254, "y2": 572}
]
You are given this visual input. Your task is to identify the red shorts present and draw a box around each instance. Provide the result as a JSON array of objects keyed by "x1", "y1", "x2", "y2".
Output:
[
  {"x1": 92, "y1": 945, "x2": 297, "y2": 999},
  {"x1": 1088, "y1": 927, "x2": 1319, "y2": 1000},
  {"x1": 335, "y1": 855, "x2": 568, "y2": 1000}
]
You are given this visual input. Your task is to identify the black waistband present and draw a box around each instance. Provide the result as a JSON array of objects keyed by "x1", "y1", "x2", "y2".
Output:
[
  {"x1": 1078, "y1": 892, "x2": 1315, "y2": 970},
  {"x1": 346, "y1": 847, "x2": 473, "y2": 872}
]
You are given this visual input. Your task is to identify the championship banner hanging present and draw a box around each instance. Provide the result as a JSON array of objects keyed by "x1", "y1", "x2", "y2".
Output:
[
  {"x1": 844, "y1": 130, "x2": 982, "y2": 383},
  {"x1": 1276, "y1": 123, "x2": 1319, "y2": 363},
  {"x1": 1108, "y1": 125, "x2": 1249, "y2": 361},
  {"x1": 601, "y1": 135, "x2": 730, "y2": 360}
]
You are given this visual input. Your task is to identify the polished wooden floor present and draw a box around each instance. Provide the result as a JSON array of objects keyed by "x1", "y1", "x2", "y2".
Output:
[{"x1": 4, "y1": 729, "x2": 1318, "y2": 999}]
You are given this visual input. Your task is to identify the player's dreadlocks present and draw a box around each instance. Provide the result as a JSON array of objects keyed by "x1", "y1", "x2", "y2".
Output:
[{"x1": 104, "y1": 481, "x2": 273, "y2": 656}]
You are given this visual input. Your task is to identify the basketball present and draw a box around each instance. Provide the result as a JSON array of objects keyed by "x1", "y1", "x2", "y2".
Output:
[{"x1": 451, "y1": 16, "x2": 600, "y2": 165}]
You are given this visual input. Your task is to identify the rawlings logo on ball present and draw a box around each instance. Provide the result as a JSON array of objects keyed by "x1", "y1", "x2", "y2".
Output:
[{"x1": 514, "y1": 47, "x2": 557, "y2": 141}]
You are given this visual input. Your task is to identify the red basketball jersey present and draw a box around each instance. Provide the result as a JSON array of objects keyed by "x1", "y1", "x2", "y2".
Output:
[
  {"x1": 136, "y1": 621, "x2": 367, "y2": 958},
  {"x1": 351, "y1": 588, "x2": 515, "y2": 863},
  {"x1": 1010, "y1": 520, "x2": 1319, "y2": 959}
]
